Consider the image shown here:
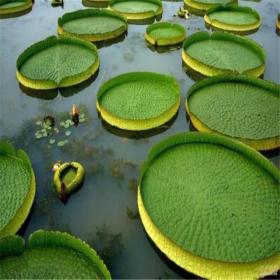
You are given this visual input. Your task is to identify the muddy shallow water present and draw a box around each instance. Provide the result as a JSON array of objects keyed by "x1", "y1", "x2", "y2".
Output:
[{"x1": 0, "y1": 0, "x2": 279, "y2": 278}]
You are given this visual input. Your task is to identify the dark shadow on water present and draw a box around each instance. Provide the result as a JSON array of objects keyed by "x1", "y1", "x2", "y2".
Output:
[
  {"x1": 145, "y1": 232, "x2": 279, "y2": 279},
  {"x1": 60, "y1": 70, "x2": 99, "y2": 97},
  {"x1": 146, "y1": 42, "x2": 183, "y2": 53},
  {"x1": 19, "y1": 70, "x2": 99, "y2": 100},
  {"x1": 100, "y1": 112, "x2": 178, "y2": 139},
  {"x1": 20, "y1": 84, "x2": 58, "y2": 100},
  {"x1": 182, "y1": 62, "x2": 205, "y2": 81},
  {"x1": 182, "y1": 63, "x2": 264, "y2": 81},
  {"x1": 0, "y1": 6, "x2": 32, "y2": 19},
  {"x1": 82, "y1": 0, "x2": 108, "y2": 8},
  {"x1": 144, "y1": 232, "x2": 200, "y2": 279},
  {"x1": 128, "y1": 15, "x2": 162, "y2": 25},
  {"x1": 261, "y1": 147, "x2": 280, "y2": 159},
  {"x1": 95, "y1": 33, "x2": 127, "y2": 49},
  {"x1": 17, "y1": 203, "x2": 35, "y2": 238}
]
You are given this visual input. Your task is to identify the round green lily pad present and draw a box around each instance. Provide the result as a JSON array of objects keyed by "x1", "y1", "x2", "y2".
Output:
[
  {"x1": 82, "y1": 0, "x2": 108, "y2": 8},
  {"x1": 186, "y1": 75, "x2": 280, "y2": 150},
  {"x1": 0, "y1": 0, "x2": 32, "y2": 18},
  {"x1": 0, "y1": 230, "x2": 111, "y2": 279},
  {"x1": 204, "y1": 6, "x2": 261, "y2": 34},
  {"x1": 0, "y1": 141, "x2": 35, "y2": 239},
  {"x1": 184, "y1": 0, "x2": 237, "y2": 16},
  {"x1": 109, "y1": 0, "x2": 162, "y2": 23},
  {"x1": 182, "y1": 31, "x2": 265, "y2": 77},
  {"x1": 138, "y1": 132, "x2": 280, "y2": 278},
  {"x1": 145, "y1": 22, "x2": 186, "y2": 47},
  {"x1": 96, "y1": 72, "x2": 180, "y2": 131},
  {"x1": 16, "y1": 36, "x2": 100, "y2": 90},
  {"x1": 58, "y1": 9, "x2": 127, "y2": 42}
]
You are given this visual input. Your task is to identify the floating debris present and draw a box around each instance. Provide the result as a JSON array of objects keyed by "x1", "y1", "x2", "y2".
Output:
[{"x1": 177, "y1": 7, "x2": 189, "y2": 19}]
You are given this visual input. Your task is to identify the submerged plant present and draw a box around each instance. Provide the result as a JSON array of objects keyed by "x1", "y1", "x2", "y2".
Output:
[
  {"x1": 34, "y1": 107, "x2": 88, "y2": 147},
  {"x1": 184, "y1": 0, "x2": 237, "y2": 16}
]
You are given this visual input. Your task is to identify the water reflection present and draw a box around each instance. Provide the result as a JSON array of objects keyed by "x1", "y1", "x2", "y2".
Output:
[
  {"x1": 100, "y1": 112, "x2": 178, "y2": 139},
  {"x1": 20, "y1": 70, "x2": 99, "y2": 100},
  {"x1": 146, "y1": 42, "x2": 183, "y2": 53},
  {"x1": 95, "y1": 33, "x2": 127, "y2": 49}
]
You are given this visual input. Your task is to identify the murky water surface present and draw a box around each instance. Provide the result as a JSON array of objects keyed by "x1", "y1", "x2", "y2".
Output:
[{"x1": 0, "y1": 0, "x2": 279, "y2": 278}]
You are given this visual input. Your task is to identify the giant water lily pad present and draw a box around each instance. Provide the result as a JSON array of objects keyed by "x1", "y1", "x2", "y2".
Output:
[
  {"x1": 0, "y1": 230, "x2": 111, "y2": 279},
  {"x1": 145, "y1": 22, "x2": 186, "y2": 46},
  {"x1": 184, "y1": 0, "x2": 237, "y2": 16},
  {"x1": 138, "y1": 132, "x2": 280, "y2": 279},
  {"x1": 186, "y1": 75, "x2": 280, "y2": 150},
  {"x1": 109, "y1": 0, "x2": 162, "y2": 23},
  {"x1": 182, "y1": 31, "x2": 265, "y2": 77},
  {"x1": 0, "y1": 141, "x2": 35, "y2": 239},
  {"x1": 96, "y1": 72, "x2": 180, "y2": 131},
  {"x1": 204, "y1": 6, "x2": 261, "y2": 34},
  {"x1": 16, "y1": 36, "x2": 100, "y2": 90},
  {"x1": 0, "y1": 0, "x2": 32, "y2": 18},
  {"x1": 58, "y1": 9, "x2": 127, "y2": 42}
]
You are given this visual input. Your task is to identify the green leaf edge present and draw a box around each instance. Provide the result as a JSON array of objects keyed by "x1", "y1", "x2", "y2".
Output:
[
  {"x1": 0, "y1": 0, "x2": 32, "y2": 18},
  {"x1": 58, "y1": 8, "x2": 127, "y2": 35},
  {"x1": 182, "y1": 31, "x2": 266, "y2": 64},
  {"x1": 109, "y1": 0, "x2": 163, "y2": 20},
  {"x1": 97, "y1": 71, "x2": 180, "y2": 124},
  {"x1": 0, "y1": 230, "x2": 111, "y2": 279},
  {"x1": 16, "y1": 35, "x2": 100, "y2": 89},
  {"x1": 0, "y1": 141, "x2": 36, "y2": 239},
  {"x1": 139, "y1": 132, "x2": 280, "y2": 192},
  {"x1": 206, "y1": 4, "x2": 261, "y2": 21},
  {"x1": 146, "y1": 21, "x2": 186, "y2": 46}
]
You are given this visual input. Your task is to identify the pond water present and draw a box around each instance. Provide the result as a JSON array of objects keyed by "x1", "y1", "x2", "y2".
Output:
[{"x1": 0, "y1": 0, "x2": 279, "y2": 278}]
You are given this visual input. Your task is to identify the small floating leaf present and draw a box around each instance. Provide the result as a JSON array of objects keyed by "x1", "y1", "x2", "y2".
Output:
[
  {"x1": 36, "y1": 121, "x2": 42, "y2": 126},
  {"x1": 65, "y1": 131, "x2": 71, "y2": 137},
  {"x1": 57, "y1": 141, "x2": 65, "y2": 147},
  {"x1": 49, "y1": 139, "x2": 56, "y2": 145}
]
